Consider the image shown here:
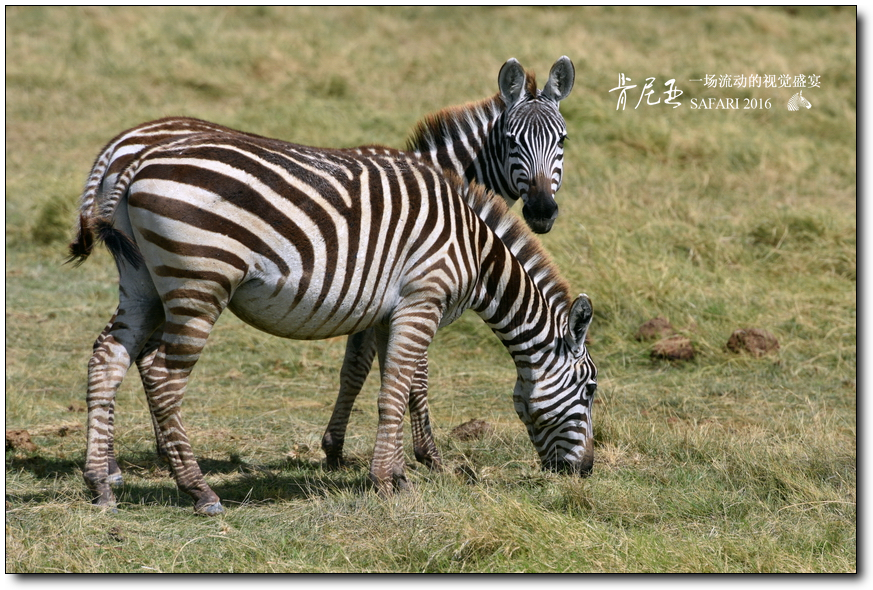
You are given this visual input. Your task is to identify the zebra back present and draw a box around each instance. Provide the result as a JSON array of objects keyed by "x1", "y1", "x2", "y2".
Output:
[{"x1": 68, "y1": 57, "x2": 575, "y2": 264}]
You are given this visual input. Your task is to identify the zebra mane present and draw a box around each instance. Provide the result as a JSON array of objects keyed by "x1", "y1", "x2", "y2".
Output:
[
  {"x1": 405, "y1": 72, "x2": 539, "y2": 154},
  {"x1": 457, "y1": 177, "x2": 571, "y2": 312}
]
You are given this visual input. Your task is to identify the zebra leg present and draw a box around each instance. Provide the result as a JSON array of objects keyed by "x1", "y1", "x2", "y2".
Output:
[
  {"x1": 321, "y1": 329, "x2": 377, "y2": 469},
  {"x1": 84, "y1": 301, "x2": 163, "y2": 507},
  {"x1": 140, "y1": 310, "x2": 223, "y2": 515},
  {"x1": 369, "y1": 306, "x2": 441, "y2": 496},
  {"x1": 408, "y1": 353, "x2": 442, "y2": 470},
  {"x1": 89, "y1": 323, "x2": 166, "y2": 496},
  {"x1": 134, "y1": 327, "x2": 169, "y2": 459},
  {"x1": 100, "y1": 321, "x2": 167, "y2": 489},
  {"x1": 88, "y1": 316, "x2": 125, "y2": 488},
  {"x1": 322, "y1": 330, "x2": 441, "y2": 471}
]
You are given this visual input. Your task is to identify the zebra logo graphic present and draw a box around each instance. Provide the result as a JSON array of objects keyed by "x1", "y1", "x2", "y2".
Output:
[{"x1": 787, "y1": 91, "x2": 812, "y2": 111}]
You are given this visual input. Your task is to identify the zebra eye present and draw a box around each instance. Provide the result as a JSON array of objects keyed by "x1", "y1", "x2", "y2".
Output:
[{"x1": 558, "y1": 135, "x2": 567, "y2": 148}]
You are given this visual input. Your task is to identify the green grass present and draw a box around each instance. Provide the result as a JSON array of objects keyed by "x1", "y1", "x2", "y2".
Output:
[{"x1": 5, "y1": 6, "x2": 856, "y2": 572}]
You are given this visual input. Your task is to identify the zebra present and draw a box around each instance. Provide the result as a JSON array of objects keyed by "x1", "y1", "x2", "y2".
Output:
[
  {"x1": 72, "y1": 131, "x2": 597, "y2": 514},
  {"x1": 787, "y1": 90, "x2": 812, "y2": 111},
  {"x1": 69, "y1": 56, "x2": 577, "y2": 479}
]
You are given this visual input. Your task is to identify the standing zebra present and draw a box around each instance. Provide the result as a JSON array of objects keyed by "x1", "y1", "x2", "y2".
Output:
[
  {"x1": 69, "y1": 56, "x2": 576, "y2": 482},
  {"x1": 74, "y1": 132, "x2": 597, "y2": 514}
]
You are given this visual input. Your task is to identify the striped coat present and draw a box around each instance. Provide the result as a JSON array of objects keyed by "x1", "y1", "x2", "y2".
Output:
[{"x1": 77, "y1": 132, "x2": 597, "y2": 514}]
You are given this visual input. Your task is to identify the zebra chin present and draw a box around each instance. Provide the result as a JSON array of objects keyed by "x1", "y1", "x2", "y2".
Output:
[
  {"x1": 522, "y1": 212, "x2": 557, "y2": 234},
  {"x1": 542, "y1": 453, "x2": 594, "y2": 477}
]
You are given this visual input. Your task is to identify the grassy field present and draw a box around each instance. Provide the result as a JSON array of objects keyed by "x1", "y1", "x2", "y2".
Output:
[{"x1": 5, "y1": 6, "x2": 856, "y2": 572}]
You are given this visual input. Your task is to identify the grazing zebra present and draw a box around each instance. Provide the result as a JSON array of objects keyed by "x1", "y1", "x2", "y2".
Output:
[
  {"x1": 787, "y1": 90, "x2": 812, "y2": 111},
  {"x1": 325, "y1": 55, "x2": 575, "y2": 469},
  {"x1": 70, "y1": 56, "x2": 576, "y2": 478},
  {"x1": 72, "y1": 132, "x2": 597, "y2": 514}
]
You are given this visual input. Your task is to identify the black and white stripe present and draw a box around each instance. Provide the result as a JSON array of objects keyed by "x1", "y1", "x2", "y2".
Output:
[{"x1": 74, "y1": 131, "x2": 596, "y2": 514}]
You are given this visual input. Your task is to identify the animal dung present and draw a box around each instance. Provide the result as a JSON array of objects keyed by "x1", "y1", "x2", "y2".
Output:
[
  {"x1": 451, "y1": 419, "x2": 494, "y2": 441},
  {"x1": 635, "y1": 317, "x2": 676, "y2": 341},
  {"x1": 6, "y1": 429, "x2": 37, "y2": 452},
  {"x1": 726, "y1": 328, "x2": 780, "y2": 357},
  {"x1": 651, "y1": 335, "x2": 696, "y2": 361}
]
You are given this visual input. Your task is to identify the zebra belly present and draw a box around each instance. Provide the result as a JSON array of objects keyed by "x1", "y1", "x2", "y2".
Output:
[{"x1": 227, "y1": 268, "x2": 397, "y2": 341}]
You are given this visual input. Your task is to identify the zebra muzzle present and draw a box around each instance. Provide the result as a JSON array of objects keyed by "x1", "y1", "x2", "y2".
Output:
[
  {"x1": 543, "y1": 454, "x2": 593, "y2": 477},
  {"x1": 521, "y1": 197, "x2": 559, "y2": 234}
]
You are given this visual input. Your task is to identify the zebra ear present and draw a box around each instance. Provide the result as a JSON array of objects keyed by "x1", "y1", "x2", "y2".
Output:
[
  {"x1": 498, "y1": 58, "x2": 527, "y2": 107},
  {"x1": 565, "y1": 294, "x2": 593, "y2": 353},
  {"x1": 542, "y1": 56, "x2": 575, "y2": 103}
]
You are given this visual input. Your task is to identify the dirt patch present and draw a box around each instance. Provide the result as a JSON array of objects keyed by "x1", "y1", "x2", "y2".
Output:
[
  {"x1": 726, "y1": 328, "x2": 780, "y2": 357},
  {"x1": 451, "y1": 419, "x2": 493, "y2": 441},
  {"x1": 6, "y1": 429, "x2": 37, "y2": 452},
  {"x1": 651, "y1": 335, "x2": 696, "y2": 361},
  {"x1": 635, "y1": 317, "x2": 676, "y2": 341}
]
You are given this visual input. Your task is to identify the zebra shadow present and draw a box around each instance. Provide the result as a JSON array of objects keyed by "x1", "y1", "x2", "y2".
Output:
[
  {"x1": 110, "y1": 454, "x2": 375, "y2": 509},
  {"x1": 6, "y1": 455, "x2": 85, "y2": 505},
  {"x1": 7, "y1": 450, "x2": 382, "y2": 508},
  {"x1": 6, "y1": 455, "x2": 81, "y2": 479}
]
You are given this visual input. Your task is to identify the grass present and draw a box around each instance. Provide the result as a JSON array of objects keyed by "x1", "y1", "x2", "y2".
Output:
[{"x1": 5, "y1": 6, "x2": 856, "y2": 572}]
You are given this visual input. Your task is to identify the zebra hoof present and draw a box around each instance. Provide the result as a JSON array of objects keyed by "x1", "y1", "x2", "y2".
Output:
[
  {"x1": 88, "y1": 484, "x2": 117, "y2": 509},
  {"x1": 195, "y1": 501, "x2": 225, "y2": 516},
  {"x1": 323, "y1": 455, "x2": 346, "y2": 471},
  {"x1": 393, "y1": 473, "x2": 411, "y2": 493},
  {"x1": 413, "y1": 449, "x2": 443, "y2": 472},
  {"x1": 91, "y1": 498, "x2": 118, "y2": 513}
]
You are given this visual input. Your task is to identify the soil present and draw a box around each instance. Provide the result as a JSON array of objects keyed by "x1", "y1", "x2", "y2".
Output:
[{"x1": 6, "y1": 429, "x2": 37, "y2": 452}]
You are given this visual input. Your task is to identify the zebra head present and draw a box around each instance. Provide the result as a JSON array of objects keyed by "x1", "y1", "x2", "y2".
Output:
[
  {"x1": 513, "y1": 294, "x2": 597, "y2": 475},
  {"x1": 497, "y1": 56, "x2": 575, "y2": 234}
]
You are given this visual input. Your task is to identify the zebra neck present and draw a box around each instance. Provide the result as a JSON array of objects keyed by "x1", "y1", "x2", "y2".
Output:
[
  {"x1": 405, "y1": 95, "x2": 508, "y2": 194},
  {"x1": 471, "y1": 236, "x2": 564, "y2": 365}
]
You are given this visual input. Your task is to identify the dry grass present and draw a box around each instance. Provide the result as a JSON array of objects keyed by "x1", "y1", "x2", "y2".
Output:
[{"x1": 6, "y1": 6, "x2": 855, "y2": 572}]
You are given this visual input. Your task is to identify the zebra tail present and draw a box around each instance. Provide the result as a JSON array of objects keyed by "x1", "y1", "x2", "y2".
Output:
[
  {"x1": 66, "y1": 141, "x2": 115, "y2": 266},
  {"x1": 66, "y1": 213, "x2": 143, "y2": 270},
  {"x1": 94, "y1": 219, "x2": 144, "y2": 270},
  {"x1": 69, "y1": 134, "x2": 194, "y2": 269},
  {"x1": 68, "y1": 153, "x2": 145, "y2": 269},
  {"x1": 92, "y1": 151, "x2": 147, "y2": 270},
  {"x1": 65, "y1": 214, "x2": 95, "y2": 266}
]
